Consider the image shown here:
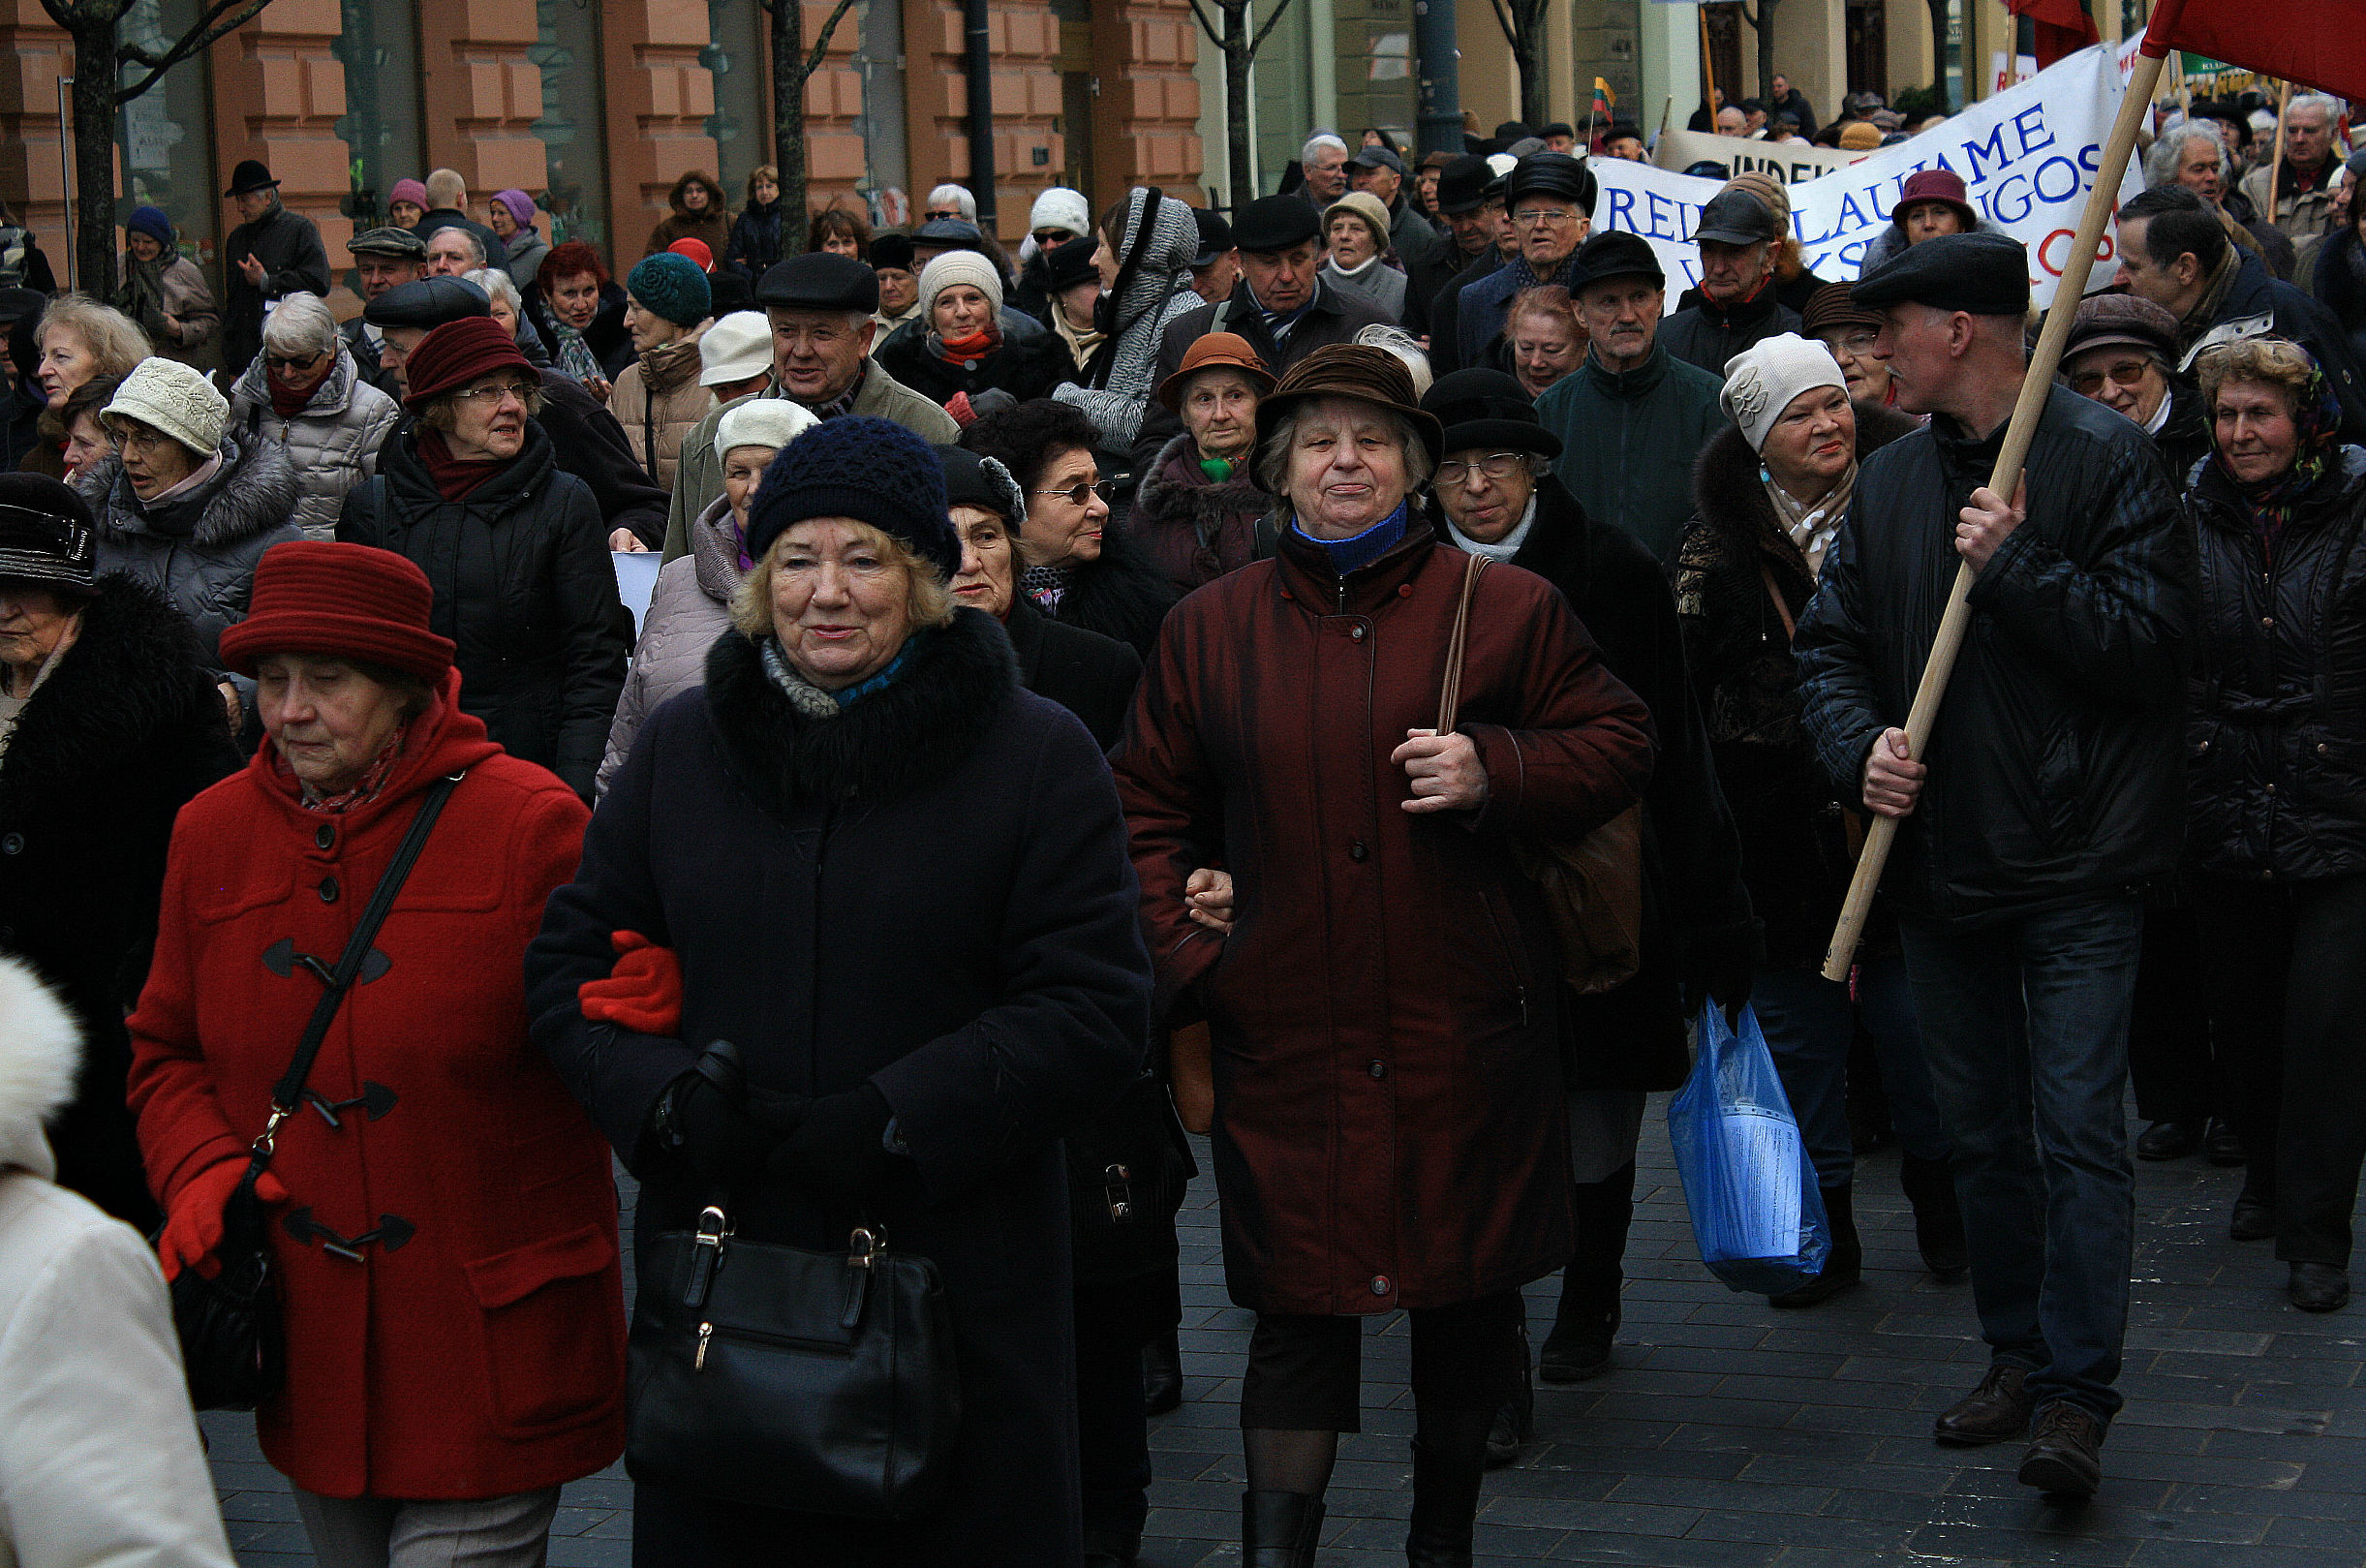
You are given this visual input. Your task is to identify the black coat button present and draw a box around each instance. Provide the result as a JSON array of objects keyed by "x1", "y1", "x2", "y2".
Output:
[
  {"x1": 1369, "y1": 1060, "x2": 1387, "y2": 1079},
  {"x1": 1349, "y1": 841, "x2": 1368, "y2": 862},
  {"x1": 316, "y1": 824, "x2": 335, "y2": 850},
  {"x1": 320, "y1": 876, "x2": 340, "y2": 903},
  {"x1": 0, "y1": 833, "x2": 19, "y2": 855}
]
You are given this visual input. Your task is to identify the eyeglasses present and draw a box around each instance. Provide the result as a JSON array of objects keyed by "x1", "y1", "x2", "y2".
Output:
[
  {"x1": 1033, "y1": 478, "x2": 1117, "y2": 507},
  {"x1": 2067, "y1": 359, "x2": 2153, "y2": 394},
  {"x1": 263, "y1": 351, "x2": 326, "y2": 373},
  {"x1": 1435, "y1": 452, "x2": 1528, "y2": 487},
  {"x1": 107, "y1": 424, "x2": 173, "y2": 455},
  {"x1": 1512, "y1": 208, "x2": 1580, "y2": 229},
  {"x1": 449, "y1": 380, "x2": 538, "y2": 406},
  {"x1": 1822, "y1": 331, "x2": 1880, "y2": 356}
]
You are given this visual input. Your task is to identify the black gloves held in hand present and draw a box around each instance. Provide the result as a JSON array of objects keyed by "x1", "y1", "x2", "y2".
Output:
[
  {"x1": 666, "y1": 1069, "x2": 787, "y2": 1187},
  {"x1": 767, "y1": 1083, "x2": 895, "y2": 1203}
]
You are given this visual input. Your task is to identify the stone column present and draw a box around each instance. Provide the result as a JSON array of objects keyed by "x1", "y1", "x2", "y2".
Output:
[
  {"x1": 599, "y1": 0, "x2": 721, "y2": 260},
  {"x1": 1091, "y1": 0, "x2": 1203, "y2": 204},
  {"x1": 0, "y1": 0, "x2": 75, "y2": 268}
]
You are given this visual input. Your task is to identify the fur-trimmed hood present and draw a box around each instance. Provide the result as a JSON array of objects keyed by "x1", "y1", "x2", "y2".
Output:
[
  {"x1": 700, "y1": 605, "x2": 1020, "y2": 819},
  {"x1": 0, "y1": 956, "x2": 80, "y2": 1180},
  {"x1": 81, "y1": 430, "x2": 302, "y2": 549},
  {"x1": 668, "y1": 170, "x2": 729, "y2": 221}
]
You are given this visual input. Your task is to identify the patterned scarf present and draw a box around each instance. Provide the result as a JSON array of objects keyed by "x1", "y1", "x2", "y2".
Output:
[
  {"x1": 1762, "y1": 461, "x2": 1858, "y2": 580},
  {"x1": 2215, "y1": 361, "x2": 2345, "y2": 567},
  {"x1": 760, "y1": 632, "x2": 921, "y2": 715},
  {"x1": 547, "y1": 315, "x2": 605, "y2": 388},
  {"x1": 275, "y1": 722, "x2": 410, "y2": 814},
  {"x1": 1021, "y1": 563, "x2": 1071, "y2": 613},
  {"x1": 800, "y1": 360, "x2": 868, "y2": 423}
]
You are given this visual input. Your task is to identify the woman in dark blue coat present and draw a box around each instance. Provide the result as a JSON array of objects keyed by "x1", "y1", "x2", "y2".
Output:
[{"x1": 526, "y1": 415, "x2": 1152, "y2": 1565}]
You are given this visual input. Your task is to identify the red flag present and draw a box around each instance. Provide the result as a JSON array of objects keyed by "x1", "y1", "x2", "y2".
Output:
[
  {"x1": 2142, "y1": 0, "x2": 2366, "y2": 105},
  {"x1": 2007, "y1": 0, "x2": 2099, "y2": 69}
]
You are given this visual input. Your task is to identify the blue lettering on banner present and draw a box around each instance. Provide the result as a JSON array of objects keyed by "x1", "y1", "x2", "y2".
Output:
[
  {"x1": 1608, "y1": 186, "x2": 1637, "y2": 231},
  {"x1": 2033, "y1": 155, "x2": 2082, "y2": 204},
  {"x1": 2012, "y1": 105, "x2": 2057, "y2": 159},
  {"x1": 1990, "y1": 174, "x2": 2034, "y2": 224},
  {"x1": 1959, "y1": 124, "x2": 2014, "y2": 183}
]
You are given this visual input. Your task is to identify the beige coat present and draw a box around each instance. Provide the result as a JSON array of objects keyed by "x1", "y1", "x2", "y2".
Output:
[
  {"x1": 608, "y1": 324, "x2": 714, "y2": 495},
  {"x1": 2239, "y1": 161, "x2": 2342, "y2": 254},
  {"x1": 0, "y1": 957, "x2": 234, "y2": 1568}
]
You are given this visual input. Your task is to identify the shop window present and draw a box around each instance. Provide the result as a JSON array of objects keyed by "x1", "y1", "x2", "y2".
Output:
[
  {"x1": 118, "y1": 0, "x2": 221, "y2": 261},
  {"x1": 329, "y1": 0, "x2": 425, "y2": 231},
  {"x1": 533, "y1": 0, "x2": 611, "y2": 252}
]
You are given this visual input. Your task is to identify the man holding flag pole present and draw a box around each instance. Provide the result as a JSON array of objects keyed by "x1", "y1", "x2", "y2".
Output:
[{"x1": 1796, "y1": 0, "x2": 2366, "y2": 1500}]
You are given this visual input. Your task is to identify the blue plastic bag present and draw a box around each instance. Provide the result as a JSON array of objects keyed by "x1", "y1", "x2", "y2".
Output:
[{"x1": 1667, "y1": 1000, "x2": 1830, "y2": 1295}]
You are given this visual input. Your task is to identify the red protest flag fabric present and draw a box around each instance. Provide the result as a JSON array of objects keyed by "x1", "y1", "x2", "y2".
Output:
[
  {"x1": 2141, "y1": 0, "x2": 2366, "y2": 105},
  {"x1": 2007, "y1": 0, "x2": 2099, "y2": 68}
]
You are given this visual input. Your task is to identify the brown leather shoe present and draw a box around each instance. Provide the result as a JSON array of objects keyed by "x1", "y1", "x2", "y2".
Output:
[
  {"x1": 2017, "y1": 1401, "x2": 2105, "y2": 1497},
  {"x1": 1933, "y1": 1364, "x2": 2037, "y2": 1446}
]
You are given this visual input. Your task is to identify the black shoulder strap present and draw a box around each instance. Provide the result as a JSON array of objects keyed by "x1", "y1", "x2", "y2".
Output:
[
  {"x1": 1252, "y1": 513, "x2": 1281, "y2": 562},
  {"x1": 262, "y1": 771, "x2": 464, "y2": 1124}
]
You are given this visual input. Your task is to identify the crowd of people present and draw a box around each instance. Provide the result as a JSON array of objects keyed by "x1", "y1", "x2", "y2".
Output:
[{"x1": 0, "y1": 80, "x2": 2365, "y2": 1568}]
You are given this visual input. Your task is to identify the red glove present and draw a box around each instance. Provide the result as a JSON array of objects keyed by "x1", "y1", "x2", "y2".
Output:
[
  {"x1": 945, "y1": 390, "x2": 976, "y2": 428},
  {"x1": 578, "y1": 930, "x2": 683, "y2": 1036},
  {"x1": 157, "y1": 1158, "x2": 288, "y2": 1282}
]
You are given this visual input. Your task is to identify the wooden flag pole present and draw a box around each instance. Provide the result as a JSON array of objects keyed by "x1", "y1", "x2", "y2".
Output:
[
  {"x1": 2268, "y1": 79, "x2": 2294, "y2": 221},
  {"x1": 1701, "y1": 6, "x2": 1718, "y2": 127},
  {"x1": 1820, "y1": 44, "x2": 2169, "y2": 982},
  {"x1": 1659, "y1": 94, "x2": 1675, "y2": 145}
]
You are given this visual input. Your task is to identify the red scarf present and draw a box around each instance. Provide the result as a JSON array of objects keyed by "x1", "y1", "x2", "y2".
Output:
[
  {"x1": 416, "y1": 428, "x2": 508, "y2": 502},
  {"x1": 271, "y1": 720, "x2": 411, "y2": 814},
  {"x1": 269, "y1": 361, "x2": 333, "y2": 418},
  {"x1": 934, "y1": 324, "x2": 1000, "y2": 368}
]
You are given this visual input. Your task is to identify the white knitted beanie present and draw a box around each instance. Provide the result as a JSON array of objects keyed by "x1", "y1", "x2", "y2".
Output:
[
  {"x1": 1720, "y1": 332, "x2": 1848, "y2": 454},
  {"x1": 105, "y1": 356, "x2": 229, "y2": 456},
  {"x1": 714, "y1": 397, "x2": 819, "y2": 465},
  {"x1": 917, "y1": 251, "x2": 1005, "y2": 323},
  {"x1": 1029, "y1": 187, "x2": 1091, "y2": 238}
]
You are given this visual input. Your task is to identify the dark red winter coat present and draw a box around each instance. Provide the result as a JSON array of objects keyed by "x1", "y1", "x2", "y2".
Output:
[
  {"x1": 1114, "y1": 524, "x2": 1656, "y2": 1314},
  {"x1": 126, "y1": 676, "x2": 625, "y2": 1499}
]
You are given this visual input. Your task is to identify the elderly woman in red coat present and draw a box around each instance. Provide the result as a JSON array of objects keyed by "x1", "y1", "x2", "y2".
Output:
[
  {"x1": 126, "y1": 540, "x2": 625, "y2": 1567},
  {"x1": 1114, "y1": 345, "x2": 1656, "y2": 1568}
]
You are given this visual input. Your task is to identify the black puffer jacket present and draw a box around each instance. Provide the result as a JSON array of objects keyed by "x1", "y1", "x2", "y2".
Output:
[
  {"x1": 79, "y1": 434, "x2": 304, "y2": 664},
  {"x1": 335, "y1": 423, "x2": 631, "y2": 800},
  {"x1": 2184, "y1": 445, "x2": 2366, "y2": 881},
  {"x1": 1795, "y1": 384, "x2": 2194, "y2": 924},
  {"x1": 1676, "y1": 401, "x2": 1920, "y2": 966}
]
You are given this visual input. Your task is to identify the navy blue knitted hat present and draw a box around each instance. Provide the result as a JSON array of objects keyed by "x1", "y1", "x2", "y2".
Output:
[
  {"x1": 746, "y1": 415, "x2": 959, "y2": 582},
  {"x1": 625, "y1": 251, "x2": 712, "y2": 328}
]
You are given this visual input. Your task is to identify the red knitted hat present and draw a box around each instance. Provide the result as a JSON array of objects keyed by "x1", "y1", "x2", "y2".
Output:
[
  {"x1": 218, "y1": 541, "x2": 456, "y2": 682},
  {"x1": 401, "y1": 315, "x2": 535, "y2": 412}
]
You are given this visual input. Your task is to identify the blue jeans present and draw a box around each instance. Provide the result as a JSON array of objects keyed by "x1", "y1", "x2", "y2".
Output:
[
  {"x1": 1897, "y1": 895, "x2": 2142, "y2": 1423},
  {"x1": 1754, "y1": 956, "x2": 1950, "y2": 1188}
]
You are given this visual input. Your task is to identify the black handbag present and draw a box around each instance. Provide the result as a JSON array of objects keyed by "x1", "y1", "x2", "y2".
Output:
[
  {"x1": 627, "y1": 1201, "x2": 964, "y2": 1520},
  {"x1": 167, "y1": 771, "x2": 462, "y2": 1411}
]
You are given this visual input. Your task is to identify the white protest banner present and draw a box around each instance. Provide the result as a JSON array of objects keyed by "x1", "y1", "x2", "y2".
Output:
[
  {"x1": 1589, "y1": 44, "x2": 2142, "y2": 308},
  {"x1": 1654, "y1": 128, "x2": 1866, "y2": 183}
]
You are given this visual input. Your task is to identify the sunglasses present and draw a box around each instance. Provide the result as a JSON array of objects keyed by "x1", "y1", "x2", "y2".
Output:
[
  {"x1": 1033, "y1": 479, "x2": 1117, "y2": 507},
  {"x1": 263, "y1": 351, "x2": 326, "y2": 372}
]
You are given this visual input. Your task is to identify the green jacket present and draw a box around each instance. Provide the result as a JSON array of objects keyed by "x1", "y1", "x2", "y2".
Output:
[
  {"x1": 660, "y1": 362, "x2": 960, "y2": 562},
  {"x1": 1533, "y1": 340, "x2": 1726, "y2": 568}
]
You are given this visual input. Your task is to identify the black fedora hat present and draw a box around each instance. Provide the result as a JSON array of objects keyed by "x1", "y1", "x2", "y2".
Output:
[
  {"x1": 225, "y1": 159, "x2": 280, "y2": 197},
  {"x1": 1421, "y1": 369, "x2": 1561, "y2": 461}
]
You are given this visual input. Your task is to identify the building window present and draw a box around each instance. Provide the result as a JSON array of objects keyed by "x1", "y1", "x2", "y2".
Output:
[
  {"x1": 702, "y1": 0, "x2": 771, "y2": 204},
  {"x1": 533, "y1": 0, "x2": 610, "y2": 252},
  {"x1": 329, "y1": 0, "x2": 424, "y2": 231},
  {"x1": 118, "y1": 0, "x2": 221, "y2": 259}
]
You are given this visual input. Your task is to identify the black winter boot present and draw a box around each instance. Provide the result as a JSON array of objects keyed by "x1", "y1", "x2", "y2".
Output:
[
  {"x1": 1898, "y1": 1153, "x2": 1968, "y2": 1276},
  {"x1": 1406, "y1": 1410, "x2": 1493, "y2": 1567},
  {"x1": 1242, "y1": 1491, "x2": 1324, "y2": 1568},
  {"x1": 1768, "y1": 1182, "x2": 1862, "y2": 1307},
  {"x1": 1541, "y1": 1163, "x2": 1634, "y2": 1381},
  {"x1": 1483, "y1": 1325, "x2": 1533, "y2": 1467}
]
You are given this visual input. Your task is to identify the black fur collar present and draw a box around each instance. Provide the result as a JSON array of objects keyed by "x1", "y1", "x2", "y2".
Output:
[
  {"x1": 700, "y1": 605, "x2": 1019, "y2": 820},
  {"x1": 0, "y1": 574, "x2": 222, "y2": 807}
]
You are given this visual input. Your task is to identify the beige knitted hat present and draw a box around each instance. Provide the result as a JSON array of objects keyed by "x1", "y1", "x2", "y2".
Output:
[
  {"x1": 104, "y1": 356, "x2": 228, "y2": 456},
  {"x1": 916, "y1": 250, "x2": 1005, "y2": 323}
]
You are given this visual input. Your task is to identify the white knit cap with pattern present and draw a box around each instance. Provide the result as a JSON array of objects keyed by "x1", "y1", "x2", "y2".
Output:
[
  {"x1": 104, "y1": 355, "x2": 228, "y2": 456},
  {"x1": 714, "y1": 398, "x2": 819, "y2": 465},
  {"x1": 1720, "y1": 332, "x2": 1848, "y2": 455},
  {"x1": 1029, "y1": 188, "x2": 1091, "y2": 238},
  {"x1": 917, "y1": 250, "x2": 1005, "y2": 323}
]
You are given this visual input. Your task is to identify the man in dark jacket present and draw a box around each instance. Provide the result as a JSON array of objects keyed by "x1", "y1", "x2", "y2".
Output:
[
  {"x1": 1129, "y1": 196, "x2": 1392, "y2": 471},
  {"x1": 1795, "y1": 233, "x2": 2191, "y2": 1501},
  {"x1": 1425, "y1": 159, "x2": 1519, "y2": 375},
  {"x1": 366, "y1": 276, "x2": 669, "y2": 549},
  {"x1": 1660, "y1": 188, "x2": 1804, "y2": 375},
  {"x1": 412, "y1": 167, "x2": 509, "y2": 269},
  {"x1": 2115, "y1": 185, "x2": 2366, "y2": 443},
  {"x1": 220, "y1": 160, "x2": 331, "y2": 380},
  {"x1": 1423, "y1": 369, "x2": 1757, "y2": 1441},
  {"x1": 1457, "y1": 154, "x2": 1594, "y2": 375}
]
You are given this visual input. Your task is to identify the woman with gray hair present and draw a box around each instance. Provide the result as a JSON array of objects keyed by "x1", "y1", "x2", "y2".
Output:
[
  {"x1": 462, "y1": 266, "x2": 554, "y2": 368},
  {"x1": 226, "y1": 292, "x2": 399, "y2": 538}
]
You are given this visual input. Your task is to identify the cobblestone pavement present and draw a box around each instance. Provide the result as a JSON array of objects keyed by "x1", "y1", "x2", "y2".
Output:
[{"x1": 212, "y1": 1109, "x2": 2366, "y2": 1567}]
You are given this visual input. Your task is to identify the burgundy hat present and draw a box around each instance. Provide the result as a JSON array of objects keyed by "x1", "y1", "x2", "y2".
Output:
[
  {"x1": 401, "y1": 315, "x2": 535, "y2": 412},
  {"x1": 218, "y1": 541, "x2": 456, "y2": 682},
  {"x1": 1890, "y1": 169, "x2": 1978, "y2": 231}
]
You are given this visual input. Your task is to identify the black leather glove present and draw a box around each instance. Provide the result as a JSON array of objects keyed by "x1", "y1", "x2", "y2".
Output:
[
  {"x1": 967, "y1": 386, "x2": 1018, "y2": 421},
  {"x1": 655, "y1": 1045, "x2": 798, "y2": 1186},
  {"x1": 767, "y1": 1083, "x2": 895, "y2": 1202}
]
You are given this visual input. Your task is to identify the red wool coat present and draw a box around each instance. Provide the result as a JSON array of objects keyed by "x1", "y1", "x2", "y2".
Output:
[
  {"x1": 1115, "y1": 527, "x2": 1657, "y2": 1315},
  {"x1": 127, "y1": 679, "x2": 626, "y2": 1499}
]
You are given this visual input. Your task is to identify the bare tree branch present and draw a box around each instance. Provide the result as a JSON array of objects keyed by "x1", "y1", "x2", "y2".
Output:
[
  {"x1": 799, "y1": 0, "x2": 861, "y2": 77},
  {"x1": 116, "y1": 0, "x2": 270, "y2": 102},
  {"x1": 1247, "y1": 0, "x2": 1298, "y2": 57},
  {"x1": 1489, "y1": 0, "x2": 1517, "y2": 48},
  {"x1": 1185, "y1": 0, "x2": 1226, "y2": 53}
]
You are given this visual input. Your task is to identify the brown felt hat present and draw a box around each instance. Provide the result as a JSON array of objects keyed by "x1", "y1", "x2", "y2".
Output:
[
  {"x1": 1800, "y1": 280, "x2": 1883, "y2": 337},
  {"x1": 1252, "y1": 343, "x2": 1445, "y2": 477},
  {"x1": 1155, "y1": 332, "x2": 1276, "y2": 414}
]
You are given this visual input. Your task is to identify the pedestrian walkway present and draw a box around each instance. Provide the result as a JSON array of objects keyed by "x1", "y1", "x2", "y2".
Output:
[{"x1": 207, "y1": 1109, "x2": 2366, "y2": 1567}]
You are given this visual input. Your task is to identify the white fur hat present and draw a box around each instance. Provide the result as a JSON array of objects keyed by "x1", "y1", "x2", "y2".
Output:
[
  {"x1": 714, "y1": 397, "x2": 818, "y2": 465},
  {"x1": 0, "y1": 955, "x2": 80, "y2": 1181},
  {"x1": 698, "y1": 310, "x2": 773, "y2": 387},
  {"x1": 916, "y1": 251, "x2": 1005, "y2": 323},
  {"x1": 105, "y1": 356, "x2": 229, "y2": 456},
  {"x1": 1720, "y1": 332, "x2": 1848, "y2": 454}
]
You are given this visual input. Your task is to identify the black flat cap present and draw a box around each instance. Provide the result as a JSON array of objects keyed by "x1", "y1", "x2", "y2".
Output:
[
  {"x1": 0, "y1": 287, "x2": 44, "y2": 326},
  {"x1": 1234, "y1": 194, "x2": 1322, "y2": 254},
  {"x1": 1045, "y1": 234, "x2": 1099, "y2": 292},
  {"x1": 1505, "y1": 152, "x2": 1597, "y2": 212},
  {"x1": 1493, "y1": 120, "x2": 1534, "y2": 142},
  {"x1": 224, "y1": 159, "x2": 278, "y2": 197},
  {"x1": 870, "y1": 232, "x2": 916, "y2": 272},
  {"x1": 1422, "y1": 368, "x2": 1562, "y2": 460},
  {"x1": 1574, "y1": 230, "x2": 1664, "y2": 291},
  {"x1": 349, "y1": 226, "x2": 427, "y2": 261},
  {"x1": 1694, "y1": 189, "x2": 1784, "y2": 247},
  {"x1": 1192, "y1": 208, "x2": 1234, "y2": 268},
  {"x1": 1434, "y1": 155, "x2": 1495, "y2": 216},
  {"x1": 1539, "y1": 122, "x2": 1577, "y2": 140},
  {"x1": 755, "y1": 252, "x2": 881, "y2": 313},
  {"x1": 363, "y1": 275, "x2": 492, "y2": 329},
  {"x1": 1852, "y1": 231, "x2": 2030, "y2": 318},
  {"x1": 1350, "y1": 145, "x2": 1406, "y2": 176}
]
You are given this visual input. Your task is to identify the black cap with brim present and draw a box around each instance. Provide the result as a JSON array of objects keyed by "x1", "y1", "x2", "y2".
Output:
[
  {"x1": 755, "y1": 251, "x2": 881, "y2": 313},
  {"x1": 1435, "y1": 155, "x2": 1495, "y2": 216},
  {"x1": 1350, "y1": 146, "x2": 1406, "y2": 176},
  {"x1": 1505, "y1": 152, "x2": 1597, "y2": 211},
  {"x1": 1191, "y1": 208, "x2": 1234, "y2": 268},
  {"x1": 1234, "y1": 194, "x2": 1323, "y2": 254},
  {"x1": 0, "y1": 477, "x2": 96, "y2": 593},
  {"x1": 225, "y1": 159, "x2": 279, "y2": 197},
  {"x1": 363, "y1": 275, "x2": 492, "y2": 330},
  {"x1": 870, "y1": 233, "x2": 916, "y2": 272},
  {"x1": 1851, "y1": 231, "x2": 2030, "y2": 318},
  {"x1": 1693, "y1": 189, "x2": 1783, "y2": 246},
  {"x1": 1573, "y1": 230, "x2": 1664, "y2": 291}
]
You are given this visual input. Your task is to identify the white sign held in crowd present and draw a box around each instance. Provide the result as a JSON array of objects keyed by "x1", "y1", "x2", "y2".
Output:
[
  {"x1": 1653, "y1": 130, "x2": 1867, "y2": 184},
  {"x1": 1597, "y1": 44, "x2": 2143, "y2": 306}
]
